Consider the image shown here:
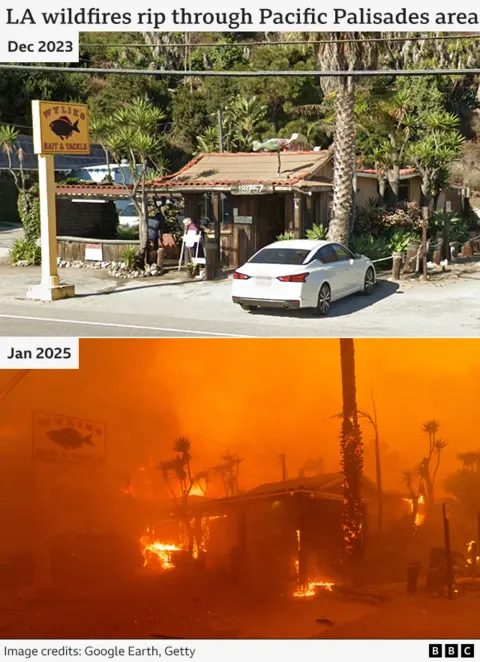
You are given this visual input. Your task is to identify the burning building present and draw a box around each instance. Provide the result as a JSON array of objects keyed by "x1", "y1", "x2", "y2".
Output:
[{"x1": 144, "y1": 472, "x2": 409, "y2": 597}]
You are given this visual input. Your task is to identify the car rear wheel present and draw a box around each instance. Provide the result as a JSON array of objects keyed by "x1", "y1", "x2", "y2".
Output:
[
  {"x1": 241, "y1": 304, "x2": 258, "y2": 311},
  {"x1": 362, "y1": 267, "x2": 375, "y2": 295},
  {"x1": 316, "y1": 283, "x2": 331, "y2": 316}
]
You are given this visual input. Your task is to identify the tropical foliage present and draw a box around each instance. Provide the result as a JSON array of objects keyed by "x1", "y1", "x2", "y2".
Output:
[{"x1": 3, "y1": 32, "x2": 480, "y2": 252}]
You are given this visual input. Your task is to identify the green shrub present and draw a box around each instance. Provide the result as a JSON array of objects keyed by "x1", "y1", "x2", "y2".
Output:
[
  {"x1": 355, "y1": 201, "x2": 423, "y2": 236},
  {"x1": 117, "y1": 225, "x2": 139, "y2": 240},
  {"x1": 9, "y1": 238, "x2": 41, "y2": 265},
  {"x1": 276, "y1": 232, "x2": 295, "y2": 241},
  {"x1": 305, "y1": 223, "x2": 328, "y2": 240},
  {"x1": 350, "y1": 234, "x2": 390, "y2": 261},
  {"x1": 430, "y1": 211, "x2": 469, "y2": 243},
  {"x1": 18, "y1": 184, "x2": 40, "y2": 244},
  {"x1": 120, "y1": 245, "x2": 137, "y2": 270},
  {"x1": 387, "y1": 229, "x2": 421, "y2": 253}
]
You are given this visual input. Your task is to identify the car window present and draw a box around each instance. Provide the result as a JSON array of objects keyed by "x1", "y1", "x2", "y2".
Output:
[
  {"x1": 120, "y1": 205, "x2": 137, "y2": 217},
  {"x1": 315, "y1": 245, "x2": 337, "y2": 264},
  {"x1": 248, "y1": 248, "x2": 310, "y2": 265},
  {"x1": 332, "y1": 244, "x2": 353, "y2": 262}
]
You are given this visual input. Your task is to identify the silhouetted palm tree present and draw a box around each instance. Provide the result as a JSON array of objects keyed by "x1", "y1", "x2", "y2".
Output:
[{"x1": 339, "y1": 339, "x2": 363, "y2": 558}]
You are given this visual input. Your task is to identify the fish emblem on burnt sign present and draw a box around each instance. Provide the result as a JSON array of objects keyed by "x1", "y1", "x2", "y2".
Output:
[{"x1": 47, "y1": 427, "x2": 94, "y2": 450}]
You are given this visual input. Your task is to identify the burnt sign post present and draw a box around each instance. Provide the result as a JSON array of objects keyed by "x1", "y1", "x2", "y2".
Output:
[
  {"x1": 27, "y1": 101, "x2": 90, "y2": 301},
  {"x1": 31, "y1": 411, "x2": 106, "y2": 591}
]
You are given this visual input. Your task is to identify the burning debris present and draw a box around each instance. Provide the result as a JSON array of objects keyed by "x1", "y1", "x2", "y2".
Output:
[
  {"x1": 140, "y1": 529, "x2": 182, "y2": 570},
  {"x1": 466, "y1": 540, "x2": 480, "y2": 566},
  {"x1": 293, "y1": 529, "x2": 336, "y2": 598},
  {"x1": 293, "y1": 580, "x2": 335, "y2": 598}
]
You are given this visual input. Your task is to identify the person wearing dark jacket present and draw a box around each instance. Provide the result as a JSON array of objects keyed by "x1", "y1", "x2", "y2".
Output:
[{"x1": 147, "y1": 213, "x2": 164, "y2": 251}]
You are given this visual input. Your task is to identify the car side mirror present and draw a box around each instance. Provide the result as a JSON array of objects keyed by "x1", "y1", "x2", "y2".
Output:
[{"x1": 354, "y1": 253, "x2": 362, "y2": 259}]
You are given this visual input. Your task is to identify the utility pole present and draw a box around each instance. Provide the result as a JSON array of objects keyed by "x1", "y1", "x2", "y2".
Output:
[
  {"x1": 218, "y1": 109, "x2": 224, "y2": 153},
  {"x1": 279, "y1": 453, "x2": 287, "y2": 481}
]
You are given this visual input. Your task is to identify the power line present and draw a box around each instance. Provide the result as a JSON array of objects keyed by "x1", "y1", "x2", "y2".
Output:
[
  {"x1": 2, "y1": 63, "x2": 480, "y2": 77},
  {"x1": 79, "y1": 33, "x2": 480, "y2": 49}
]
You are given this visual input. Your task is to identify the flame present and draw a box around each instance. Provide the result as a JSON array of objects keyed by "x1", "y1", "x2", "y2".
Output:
[
  {"x1": 414, "y1": 512, "x2": 425, "y2": 527},
  {"x1": 140, "y1": 529, "x2": 182, "y2": 570},
  {"x1": 293, "y1": 528, "x2": 335, "y2": 597},
  {"x1": 466, "y1": 540, "x2": 479, "y2": 565},
  {"x1": 190, "y1": 484, "x2": 205, "y2": 497},
  {"x1": 293, "y1": 581, "x2": 335, "y2": 597},
  {"x1": 418, "y1": 495, "x2": 425, "y2": 504}
]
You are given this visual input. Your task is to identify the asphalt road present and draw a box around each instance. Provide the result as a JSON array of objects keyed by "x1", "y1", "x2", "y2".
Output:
[{"x1": 1, "y1": 264, "x2": 480, "y2": 337}]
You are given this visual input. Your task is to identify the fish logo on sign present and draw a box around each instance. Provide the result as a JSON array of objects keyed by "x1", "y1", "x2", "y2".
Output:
[
  {"x1": 49, "y1": 116, "x2": 81, "y2": 141},
  {"x1": 47, "y1": 428, "x2": 94, "y2": 450},
  {"x1": 33, "y1": 411, "x2": 105, "y2": 463}
]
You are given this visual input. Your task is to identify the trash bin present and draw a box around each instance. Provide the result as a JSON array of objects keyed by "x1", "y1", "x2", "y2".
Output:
[{"x1": 407, "y1": 562, "x2": 421, "y2": 595}]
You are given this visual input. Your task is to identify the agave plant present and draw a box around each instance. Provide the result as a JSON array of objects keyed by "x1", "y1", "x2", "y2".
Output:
[
  {"x1": 305, "y1": 223, "x2": 328, "y2": 240},
  {"x1": 387, "y1": 229, "x2": 421, "y2": 253},
  {"x1": 277, "y1": 232, "x2": 295, "y2": 241},
  {"x1": 350, "y1": 234, "x2": 390, "y2": 261}
]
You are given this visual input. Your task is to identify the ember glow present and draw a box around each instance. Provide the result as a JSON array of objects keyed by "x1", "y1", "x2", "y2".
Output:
[
  {"x1": 466, "y1": 540, "x2": 480, "y2": 565},
  {"x1": 293, "y1": 529, "x2": 335, "y2": 598},
  {"x1": 293, "y1": 581, "x2": 335, "y2": 597},
  {"x1": 140, "y1": 529, "x2": 182, "y2": 570},
  {"x1": 414, "y1": 512, "x2": 425, "y2": 527}
]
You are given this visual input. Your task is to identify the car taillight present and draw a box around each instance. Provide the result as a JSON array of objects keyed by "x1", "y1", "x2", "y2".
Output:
[
  {"x1": 277, "y1": 273, "x2": 309, "y2": 283},
  {"x1": 233, "y1": 271, "x2": 250, "y2": 280}
]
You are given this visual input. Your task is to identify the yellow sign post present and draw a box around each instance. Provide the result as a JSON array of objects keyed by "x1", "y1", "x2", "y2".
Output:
[{"x1": 27, "y1": 101, "x2": 91, "y2": 301}]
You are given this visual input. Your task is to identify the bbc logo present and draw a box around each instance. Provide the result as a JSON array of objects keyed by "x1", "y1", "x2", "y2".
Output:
[{"x1": 429, "y1": 644, "x2": 475, "y2": 658}]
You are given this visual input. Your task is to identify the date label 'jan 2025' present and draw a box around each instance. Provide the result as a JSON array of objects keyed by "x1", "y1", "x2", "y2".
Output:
[{"x1": 0, "y1": 338, "x2": 79, "y2": 369}]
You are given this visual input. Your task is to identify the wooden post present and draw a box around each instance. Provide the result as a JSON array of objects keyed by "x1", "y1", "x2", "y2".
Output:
[
  {"x1": 213, "y1": 193, "x2": 221, "y2": 270},
  {"x1": 156, "y1": 246, "x2": 164, "y2": 274},
  {"x1": 279, "y1": 453, "x2": 287, "y2": 481},
  {"x1": 444, "y1": 214, "x2": 449, "y2": 260},
  {"x1": 422, "y1": 206, "x2": 429, "y2": 280},
  {"x1": 477, "y1": 511, "x2": 480, "y2": 551},
  {"x1": 443, "y1": 503, "x2": 454, "y2": 600},
  {"x1": 33, "y1": 461, "x2": 54, "y2": 590},
  {"x1": 293, "y1": 192, "x2": 303, "y2": 239},
  {"x1": 392, "y1": 252, "x2": 402, "y2": 280},
  {"x1": 27, "y1": 100, "x2": 76, "y2": 301},
  {"x1": 218, "y1": 109, "x2": 224, "y2": 153}
]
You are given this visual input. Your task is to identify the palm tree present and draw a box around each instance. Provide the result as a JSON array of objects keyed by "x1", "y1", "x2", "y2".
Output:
[
  {"x1": 408, "y1": 112, "x2": 464, "y2": 207},
  {"x1": 339, "y1": 339, "x2": 363, "y2": 559},
  {"x1": 223, "y1": 95, "x2": 267, "y2": 152},
  {"x1": 283, "y1": 33, "x2": 379, "y2": 242},
  {"x1": 196, "y1": 127, "x2": 219, "y2": 153},
  {"x1": 0, "y1": 125, "x2": 28, "y2": 213},
  {"x1": 89, "y1": 117, "x2": 114, "y2": 178},
  {"x1": 157, "y1": 436, "x2": 196, "y2": 554},
  {"x1": 105, "y1": 97, "x2": 166, "y2": 265},
  {"x1": 212, "y1": 453, "x2": 243, "y2": 497},
  {"x1": 419, "y1": 419, "x2": 448, "y2": 507}
]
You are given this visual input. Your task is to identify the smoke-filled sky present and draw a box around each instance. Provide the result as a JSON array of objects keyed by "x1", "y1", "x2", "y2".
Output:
[{"x1": 1, "y1": 338, "x2": 479, "y2": 496}]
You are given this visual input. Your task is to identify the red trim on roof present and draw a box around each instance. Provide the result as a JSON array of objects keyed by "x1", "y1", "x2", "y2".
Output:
[
  {"x1": 56, "y1": 184, "x2": 132, "y2": 196},
  {"x1": 357, "y1": 167, "x2": 417, "y2": 176}
]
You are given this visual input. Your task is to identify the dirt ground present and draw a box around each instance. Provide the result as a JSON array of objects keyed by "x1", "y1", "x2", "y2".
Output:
[{"x1": 1, "y1": 575, "x2": 479, "y2": 640}]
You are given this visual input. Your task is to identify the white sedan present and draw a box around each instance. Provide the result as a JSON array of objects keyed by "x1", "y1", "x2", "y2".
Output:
[{"x1": 231, "y1": 239, "x2": 376, "y2": 315}]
